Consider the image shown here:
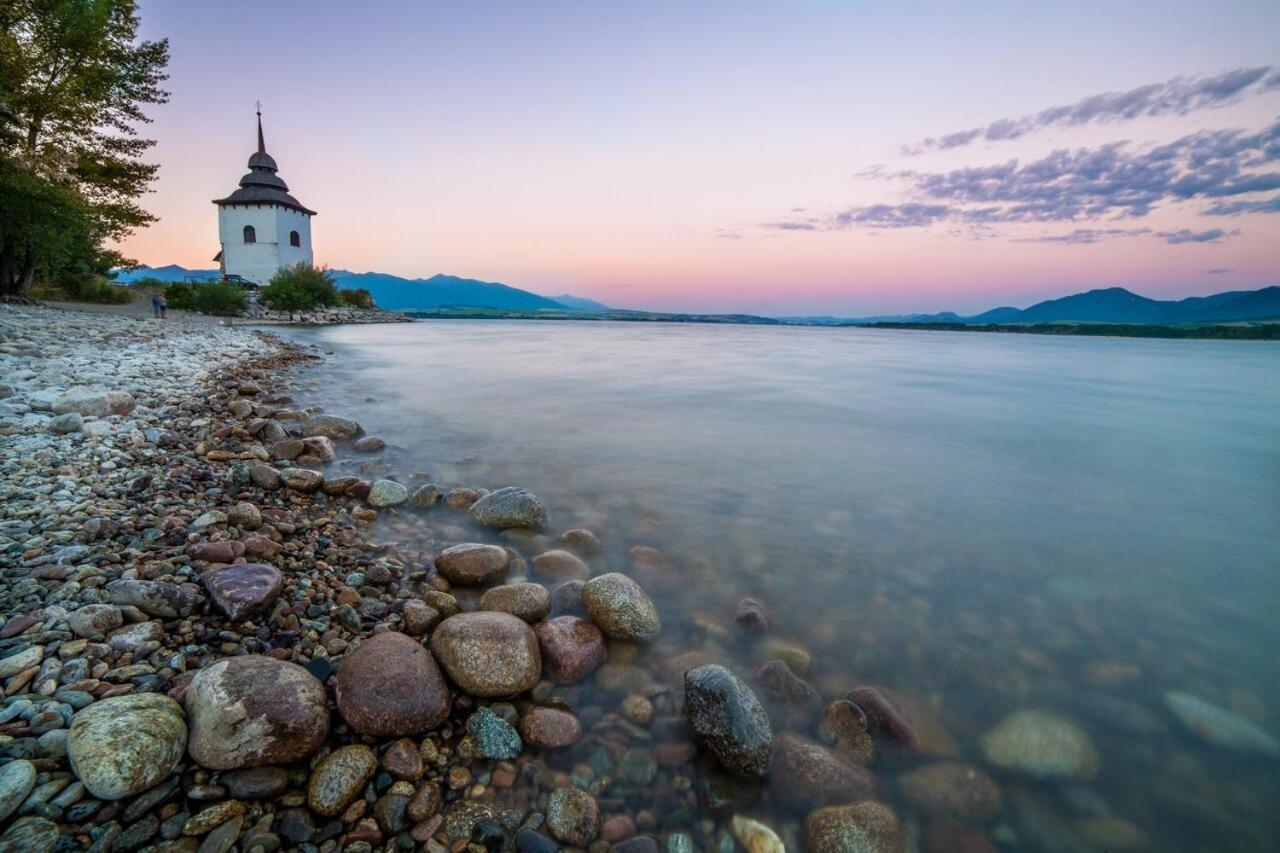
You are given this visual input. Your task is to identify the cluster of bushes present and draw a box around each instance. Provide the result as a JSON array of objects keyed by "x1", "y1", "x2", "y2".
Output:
[
  {"x1": 259, "y1": 264, "x2": 339, "y2": 311},
  {"x1": 338, "y1": 287, "x2": 373, "y2": 309},
  {"x1": 163, "y1": 282, "x2": 247, "y2": 316}
]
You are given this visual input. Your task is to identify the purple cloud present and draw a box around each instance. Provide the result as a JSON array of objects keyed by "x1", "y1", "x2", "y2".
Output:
[
  {"x1": 906, "y1": 66, "x2": 1280, "y2": 154},
  {"x1": 1155, "y1": 227, "x2": 1238, "y2": 244}
]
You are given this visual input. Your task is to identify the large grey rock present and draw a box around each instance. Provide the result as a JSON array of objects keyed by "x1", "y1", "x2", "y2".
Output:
[
  {"x1": 479, "y1": 582, "x2": 551, "y2": 622},
  {"x1": 582, "y1": 573, "x2": 660, "y2": 642},
  {"x1": 66, "y1": 604, "x2": 124, "y2": 640},
  {"x1": 48, "y1": 412, "x2": 83, "y2": 434},
  {"x1": 430, "y1": 612, "x2": 541, "y2": 697},
  {"x1": 367, "y1": 479, "x2": 409, "y2": 508},
  {"x1": 0, "y1": 817, "x2": 60, "y2": 853},
  {"x1": 185, "y1": 656, "x2": 329, "y2": 769},
  {"x1": 105, "y1": 579, "x2": 198, "y2": 619},
  {"x1": 68, "y1": 693, "x2": 187, "y2": 800},
  {"x1": 280, "y1": 468, "x2": 324, "y2": 492},
  {"x1": 301, "y1": 414, "x2": 361, "y2": 440},
  {"x1": 770, "y1": 733, "x2": 879, "y2": 809},
  {"x1": 1164, "y1": 691, "x2": 1280, "y2": 756},
  {"x1": 335, "y1": 632, "x2": 451, "y2": 737},
  {"x1": 0, "y1": 759, "x2": 36, "y2": 822},
  {"x1": 468, "y1": 487, "x2": 547, "y2": 531},
  {"x1": 684, "y1": 664, "x2": 772, "y2": 778},
  {"x1": 52, "y1": 388, "x2": 135, "y2": 417}
]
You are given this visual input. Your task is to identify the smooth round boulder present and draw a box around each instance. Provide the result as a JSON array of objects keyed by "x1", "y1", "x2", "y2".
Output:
[
  {"x1": 804, "y1": 801, "x2": 906, "y2": 853},
  {"x1": 185, "y1": 656, "x2": 330, "y2": 769},
  {"x1": 308, "y1": 744, "x2": 377, "y2": 816},
  {"x1": 0, "y1": 759, "x2": 36, "y2": 822},
  {"x1": 467, "y1": 487, "x2": 548, "y2": 531},
  {"x1": 980, "y1": 710, "x2": 1098, "y2": 780},
  {"x1": 68, "y1": 693, "x2": 187, "y2": 800},
  {"x1": 532, "y1": 549, "x2": 591, "y2": 582},
  {"x1": 519, "y1": 707, "x2": 583, "y2": 749},
  {"x1": 684, "y1": 664, "x2": 772, "y2": 778},
  {"x1": 435, "y1": 544, "x2": 511, "y2": 585},
  {"x1": 335, "y1": 631, "x2": 452, "y2": 737},
  {"x1": 535, "y1": 616, "x2": 607, "y2": 684},
  {"x1": 479, "y1": 582, "x2": 551, "y2": 622},
  {"x1": 430, "y1": 612, "x2": 542, "y2": 697},
  {"x1": 368, "y1": 479, "x2": 409, "y2": 508},
  {"x1": 582, "y1": 573, "x2": 660, "y2": 643},
  {"x1": 66, "y1": 604, "x2": 124, "y2": 640}
]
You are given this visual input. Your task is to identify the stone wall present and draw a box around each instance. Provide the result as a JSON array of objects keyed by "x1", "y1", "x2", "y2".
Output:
[{"x1": 237, "y1": 304, "x2": 411, "y2": 325}]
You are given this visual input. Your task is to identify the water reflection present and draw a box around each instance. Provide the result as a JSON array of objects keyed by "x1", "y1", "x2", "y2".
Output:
[{"x1": 280, "y1": 320, "x2": 1280, "y2": 851}]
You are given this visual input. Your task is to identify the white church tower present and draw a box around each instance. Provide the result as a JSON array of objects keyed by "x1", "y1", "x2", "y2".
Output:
[{"x1": 213, "y1": 108, "x2": 316, "y2": 285}]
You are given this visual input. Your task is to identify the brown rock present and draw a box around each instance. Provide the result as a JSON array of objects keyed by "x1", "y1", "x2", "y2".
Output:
[
  {"x1": 534, "y1": 616, "x2": 606, "y2": 684},
  {"x1": 185, "y1": 656, "x2": 329, "y2": 769},
  {"x1": 531, "y1": 549, "x2": 591, "y2": 582},
  {"x1": 201, "y1": 563, "x2": 283, "y2": 622},
  {"x1": 479, "y1": 583, "x2": 551, "y2": 623},
  {"x1": 382, "y1": 738, "x2": 424, "y2": 781},
  {"x1": 429, "y1": 612, "x2": 541, "y2": 697},
  {"x1": 187, "y1": 541, "x2": 245, "y2": 563},
  {"x1": 335, "y1": 632, "x2": 451, "y2": 737},
  {"x1": 518, "y1": 707, "x2": 582, "y2": 749},
  {"x1": 820, "y1": 700, "x2": 876, "y2": 764},
  {"x1": 898, "y1": 762, "x2": 1001, "y2": 823},
  {"x1": 400, "y1": 600, "x2": 441, "y2": 635},
  {"x1": 804, "y1": 801, "x2": 905, "y2": 853},
  {"x1": 771, "y1": 733, "x2": 879, "y2": 810},
  {"x1": 434, "y1": 544, "x2": 511, "y2": 585}
]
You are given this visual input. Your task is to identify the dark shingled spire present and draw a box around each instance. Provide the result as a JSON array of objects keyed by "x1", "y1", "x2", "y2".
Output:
[{"x1": 213, "y1": 106, "x2": 316, "y2": 215}]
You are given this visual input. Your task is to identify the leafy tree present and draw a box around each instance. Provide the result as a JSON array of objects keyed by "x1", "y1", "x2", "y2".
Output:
[
  {"x1": 260, "y1": 264, "x2": 338, "y2": 311},
  {"x1": 0, "y1": 0, "x2": 169, "y2": 294}
]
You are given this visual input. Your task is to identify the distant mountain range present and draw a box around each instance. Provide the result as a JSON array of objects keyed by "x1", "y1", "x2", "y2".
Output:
[
  {"x1": 111, "y1": 265, "x2": 609, "y2": 313},
  {"x1": 113, "y1": 266, "x2": 1279, "y2": 326},
  {"x1": 829, "y1": 285, "x2": 1280, "y2": 326}
]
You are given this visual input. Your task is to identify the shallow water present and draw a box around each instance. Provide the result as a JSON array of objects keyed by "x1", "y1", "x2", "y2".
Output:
[{"x1": 282, "y1": 320, "x2": 1280, "y2": 851}]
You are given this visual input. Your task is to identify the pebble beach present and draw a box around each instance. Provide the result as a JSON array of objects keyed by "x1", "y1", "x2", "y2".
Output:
[{"x1": 2, "y1": 303, "x2": 1277, "y2": 853}]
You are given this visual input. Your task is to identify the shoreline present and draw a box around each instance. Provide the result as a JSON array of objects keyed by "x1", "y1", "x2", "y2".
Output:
[{"x1": 0, "y1": 303, "x2": 824, "y2": 853}]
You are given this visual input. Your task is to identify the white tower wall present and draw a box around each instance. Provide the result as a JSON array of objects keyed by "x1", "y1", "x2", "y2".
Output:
[{"x1": 217, "y1": 205, "x2": 313, "y2": 285}]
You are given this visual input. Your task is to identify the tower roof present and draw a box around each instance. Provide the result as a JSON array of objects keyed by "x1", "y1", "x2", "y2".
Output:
[{"x1": 213, "y1": 108, "x2": 316, "y2": 215}]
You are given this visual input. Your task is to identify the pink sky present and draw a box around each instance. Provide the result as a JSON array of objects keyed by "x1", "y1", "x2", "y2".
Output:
[{"x1": 117, "y1": 1, "x2": 1280, "y2": 315}]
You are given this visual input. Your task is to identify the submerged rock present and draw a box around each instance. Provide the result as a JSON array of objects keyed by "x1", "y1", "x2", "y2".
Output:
[
  {"x1": 804, "y1": 801, "x2": 906, "y2": 853},
  {"x1": 301, "y1": 414, "x2": 362, "y2": 439},
  {"x1": 468, "y1": 486, "x2": 548, "y2": 531},
  {"x1": 980, "y1": 710, "x2": 1098, "y2": 780},
  {"x1": 466, "y1": 707, "x2": 523, "y2": 760},
  {"x1": 185, "y1": 656, "x2": 329, "y2": 769},
  {"x1": 519, "y1": 707, "x2": 583, "y2": 749},
  {"x1": 897, "y1": 762, "x2": 1002, "y2": 823},
  {"x1": 1164, "y1": 691, "x2": 1280, "y2": 756},
  {"x1": 532, "y1": 549, "x2": 591, "y2": 582},
  {"x1": 771, "y1": 733, "x2": 878, "y2": 810},
  {"x1": 546, "y1": 787, "x2": 600, "y2": 846},
  {"x1": 535, "y1": 615, "x2": 607, "y2": 684},
  {"x1": 684, "y1": 664, "x2": 772, "y2": 778},
  {"x1": 68, "y1": 693, "x2": 187, "y2": 800},
  {"x1": 582, "y1": 572, "x2": 661, "y2": 642},
  {"x1": 728, "y1": 815, "x2": 784, "y2": 853}
]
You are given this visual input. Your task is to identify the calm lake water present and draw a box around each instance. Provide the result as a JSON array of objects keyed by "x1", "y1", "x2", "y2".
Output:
[{"x1": 283, "y1": 320, "x2": 1280, "y2": 851}]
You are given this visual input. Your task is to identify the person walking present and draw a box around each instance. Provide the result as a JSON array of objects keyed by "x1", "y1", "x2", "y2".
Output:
[{"x1": 151, "y1": 291, "x2": 167, "y2": 319}]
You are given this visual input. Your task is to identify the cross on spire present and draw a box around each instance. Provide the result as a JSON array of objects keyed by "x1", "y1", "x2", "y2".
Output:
[{"x1": 255, "y1": 101, "x2": 265, "y2": 154}]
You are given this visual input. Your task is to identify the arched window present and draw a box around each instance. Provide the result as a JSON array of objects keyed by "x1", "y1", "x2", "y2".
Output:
[
  {"x1": 289, "y1": 230, "x2": 301, "y2": 247},
  {"x1": 243, "y1": 225, "x2": 256, "y2": 244}
]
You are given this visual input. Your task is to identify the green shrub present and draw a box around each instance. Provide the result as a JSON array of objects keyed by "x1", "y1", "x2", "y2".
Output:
[
  {"x1": 338, "y1": 287, "x2": 374, "y2": 309},
  {"x1": 260, "y1": 264, "x2": 338, "y2": 311},
  {"x1": 63, "y1": 277, "x2": 132, "y2": 304},
  {"x1": 163, "y1": 282, "x2": 247, "y2": 316}
]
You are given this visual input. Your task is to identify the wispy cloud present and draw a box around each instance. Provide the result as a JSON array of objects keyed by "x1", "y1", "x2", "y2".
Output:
[
  {"x1": 905, "y1": 66, "x2": 1280, "y2": 154},
  {"x1": 762, "y1": 119, "x2": 1279, "y2": 238},
  {"x1": 1201, "y1": 194, "x2": 1280, "y2": 215},
  {"x1": 1204, "y1": 267, "x2": 1236, "y2": 274},
  {"x1": 1014, "y1": 228, "x2": 1151, "y2": 244},
  {"x1": 1155, "y1": 227, "x2": 1238, "y2": 244}
]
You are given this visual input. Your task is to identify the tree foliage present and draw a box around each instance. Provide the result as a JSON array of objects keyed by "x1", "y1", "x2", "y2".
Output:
[
  {"x1": 338, "y1": 287, "x2": 373, "y2": 309},
  {"x1": 260, "y1": 263, "x2": 339, "y2": 311},
  {"x1": 164, "y1": 281, "x2": 247, "y2": 316},
  {"x1": 0, "y1": 0, "x2": 169, "y2": 294}
]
